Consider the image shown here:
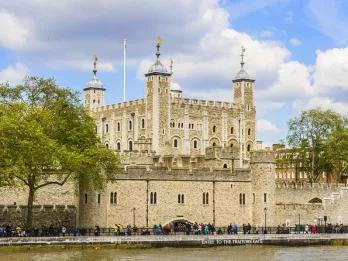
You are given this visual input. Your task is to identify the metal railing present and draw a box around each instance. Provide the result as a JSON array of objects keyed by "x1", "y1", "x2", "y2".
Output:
[{"x1": 0, "y1": 224, "x2": 347, "y2": 237}]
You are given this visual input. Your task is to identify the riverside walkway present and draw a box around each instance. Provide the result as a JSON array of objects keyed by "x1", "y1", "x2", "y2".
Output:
[{"x1": 1, "y1": 234, "x2": 348, "y2": 247}]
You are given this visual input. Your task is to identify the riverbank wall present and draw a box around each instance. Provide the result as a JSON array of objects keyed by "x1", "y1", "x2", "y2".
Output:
[{"x1": 1, "y1": 234, "x2": 348, "y2": 249}]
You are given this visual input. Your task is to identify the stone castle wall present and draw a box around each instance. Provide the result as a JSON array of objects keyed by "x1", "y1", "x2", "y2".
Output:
[{"x1": 0, "y1": 204, "x2": 76, "y2": 228}]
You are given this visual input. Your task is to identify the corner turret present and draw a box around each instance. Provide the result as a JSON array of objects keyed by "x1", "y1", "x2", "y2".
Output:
[{"x1": 84, "y1": 56, "x2": 105, "y2": 110}]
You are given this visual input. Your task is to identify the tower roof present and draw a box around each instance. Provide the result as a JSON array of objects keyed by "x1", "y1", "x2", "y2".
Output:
[
  {"x1": 145, "y1": 37, "x2": 172, "y2": 77},
  {"x1": 233, "y1": 46, "x2": 254, "y2": 82},
  {"x1": 84, "y1": 55, "x2": 106, "y2": 91}
]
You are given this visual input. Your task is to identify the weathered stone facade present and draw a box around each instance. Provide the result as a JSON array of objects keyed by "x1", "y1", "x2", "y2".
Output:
[{"x1": 1, "y1": 44, "x2": 347, "y2": 229}]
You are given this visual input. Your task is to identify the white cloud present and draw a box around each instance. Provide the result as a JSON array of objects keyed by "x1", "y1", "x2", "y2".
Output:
[
  {"x1": 257, "y1": 119, "x2": 280, "y2": 134},
  {"x1": 305, "y1": 97, "x2": 348, "y2": 115},
  {"x1": 0, "y1": 63, "x2": 29, "y2": 85},
  {"x1": 0, "y1": 10, "x2": 30, "y2": 50},
  {"x1": 313, "y1": 47, "x2": 348, "y2": 93},
  {"x1": 289, "y1": 38, "x2": 302, "y2": 46}
]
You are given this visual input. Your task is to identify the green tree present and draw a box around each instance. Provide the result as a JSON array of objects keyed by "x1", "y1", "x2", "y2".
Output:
[
  {"x1": 286, "y1": 109, "x2": 347, "y2": 183},
  {"x1": 0, "y1": 77, "x2": 120, "y2": 229}
]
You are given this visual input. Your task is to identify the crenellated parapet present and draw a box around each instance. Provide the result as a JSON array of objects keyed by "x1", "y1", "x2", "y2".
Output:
[
  {"x1": 91, "y1": 98, "x2": 146, "y2": 113},
  {"x1": 250, "y1": 150, "x2": 275, "y2": 164},
  {"x1": 171, "y1": 97, "x2": 238, "y2": 110}
]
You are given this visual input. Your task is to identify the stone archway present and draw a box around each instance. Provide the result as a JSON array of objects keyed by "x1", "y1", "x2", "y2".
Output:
[{"x1": 163, "y1": 217, "x2": 192, "y2": 232}]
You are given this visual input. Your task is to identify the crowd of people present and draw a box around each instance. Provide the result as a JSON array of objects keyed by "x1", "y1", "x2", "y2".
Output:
[{"x1": 0, "y1": 222, "x2": 346, "y2": 237}]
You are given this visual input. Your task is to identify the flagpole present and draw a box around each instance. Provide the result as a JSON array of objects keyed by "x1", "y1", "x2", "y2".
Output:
[{"x1": 123, "y1": 39, "x2": 126, "y2": 102}]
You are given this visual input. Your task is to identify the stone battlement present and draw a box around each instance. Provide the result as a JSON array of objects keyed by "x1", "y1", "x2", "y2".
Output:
[
  {"x1": 250, "y1": 150, "x2": 275, "y2": 163},
  {"x1": 121, "y1": 165, "x2": 251, "y2": 181},
  {"x1": 92, "y1": 98, "x2": 146, "y2": 112},
  {"x1": 276, "y1": 182, "x2": 347, "y2": 190},
  {"x1": 172, "y1": 97, "x2": 238, "y2": 109}
]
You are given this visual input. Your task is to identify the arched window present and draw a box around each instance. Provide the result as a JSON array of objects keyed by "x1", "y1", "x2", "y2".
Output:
[
  {"x1": 248, "y1": 128, "x2": 251, "y2": 135},
  {"x1": 231, "y1": 127, "x2": 234, "y2": 134},
  {"x1": 116, "y1": 142, "x2": 121, "y2": 151},
  {"x1": 173, "y1": 139, "x2": 178, "y2": 148},
  {"x1": 213, "y1": 142, "x2": 216, "y2": 147},
  {"x1": 213, "y1": 125, "x2": 216, "y2": 133},
  {"x1": 223, "y1": 163, "x2": 228, "y2": 168},
  {"x1": 141, "y1": 118, "x2": 145, "y2": 129},
  {"x1": 117, "y1": 122, "x2": 120, "y2": 132},
  {"x1": 129, "y1": 140, "x2": 133, "y2": 151},
  {"x1": 105, "y1": 144, "x2": 109, "y2": 149},
  {"x1": 129, "y1": 120, "x2": 132, "y2": 130},
  {"x1": 247, "y1": 144, "x2": 251, "y2": 152},
  {"x1": 193, "y1": 140, "x2": 198, "y2": 149},
  {"x1": 230, "y1": 143, "x2": 234, "y2": 148},
  {"x1": 106, "y1": 124, "x2": 109, "y2": 133}
]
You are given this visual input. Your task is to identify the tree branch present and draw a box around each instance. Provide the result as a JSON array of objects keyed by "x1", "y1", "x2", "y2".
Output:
[
  {"x1": 34, "y1": 173, "x2": 71, "y2": 191},
  {"x1": 14, "y1": 175, "x2": 29, "y2": 186}
]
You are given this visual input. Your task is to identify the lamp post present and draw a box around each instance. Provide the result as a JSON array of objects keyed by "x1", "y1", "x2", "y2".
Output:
[
  {"x1": 264, "y1": 207, "x2": 268, "y2": 234},
  {"x1": 132, "y1": 207, "x2": 136, "y2": 228},
  {"x1": 131, "y1": 112, "x2": 135, "y2": 151}
]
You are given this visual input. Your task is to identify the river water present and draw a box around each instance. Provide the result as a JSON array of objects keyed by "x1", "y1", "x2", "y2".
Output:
[{"x1": 0, "y1": 245, "x2": 346, "y2": 261}]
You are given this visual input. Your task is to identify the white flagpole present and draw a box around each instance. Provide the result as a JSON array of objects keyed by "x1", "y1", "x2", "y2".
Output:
[{"x1": 123, "y1": 39, "x2": 126, "y2": 102}]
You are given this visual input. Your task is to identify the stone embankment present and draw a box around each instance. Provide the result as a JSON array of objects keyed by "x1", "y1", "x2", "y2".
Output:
[{"x1": 1, "y1": 234, "x2": 348, "y2": 248}]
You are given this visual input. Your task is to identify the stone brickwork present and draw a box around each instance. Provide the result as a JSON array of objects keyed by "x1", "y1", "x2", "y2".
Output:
[{"x1": 0, "y1": 205, "x2": 76, "y2": 228}]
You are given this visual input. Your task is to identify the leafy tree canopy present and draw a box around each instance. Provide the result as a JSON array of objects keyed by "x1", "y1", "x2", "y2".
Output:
[{"x1": 0, "y1": 77, "x2": 120, "y2": 229}]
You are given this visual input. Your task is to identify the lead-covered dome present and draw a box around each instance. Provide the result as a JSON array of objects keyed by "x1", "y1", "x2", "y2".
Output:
[
  {"x1": 171, "y1": 82, "x2": 182, "y2": 92},
  {"x1": 145, "y1": 40, "x2": 172, "y2": 77}
]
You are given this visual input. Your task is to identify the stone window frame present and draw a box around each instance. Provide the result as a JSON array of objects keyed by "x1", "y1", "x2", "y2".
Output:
[
  {"x1": 116, "y1": 141, "x2": 121, "y2": 151},
  {"x1": 178, "y1": 194, "x2": 185, "y2": 204},
  {"x1": 150, "y1": 192, "x2": 157, "y2": 205},
  {"x1": 239, "y1": 193, "x2": 246, "y2": 205},
  {"x1": 110, "y1": 192, "x2": 117, "y2": 205}
]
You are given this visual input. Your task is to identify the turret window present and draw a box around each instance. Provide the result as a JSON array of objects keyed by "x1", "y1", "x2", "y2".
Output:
[
  {"x1": 117, "y1": 122, "x2": 121, "y2": 132},
  {"x1": 106, "y1": 124, "x2": 109, "y2": 133},
  {"x1": 231, "y1": 127, "x2": 234, "y2": 134},
  {"x1": 247, "y1": 144, "x2": 251, "y2": 152},
  {"x1": 248, "y1": 128, "x2": 251, "y2": 135},
  {"x1": 141, "y1": 118, "x2": 145, "y2": 129},
  {"x1": 213, "y1": 125, "x2": 216, "y2": 133}
]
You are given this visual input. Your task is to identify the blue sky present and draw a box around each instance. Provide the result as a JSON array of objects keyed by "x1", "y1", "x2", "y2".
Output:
[{"x1": 0, "y1": 0, "x2": 347, "y2": 146}]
